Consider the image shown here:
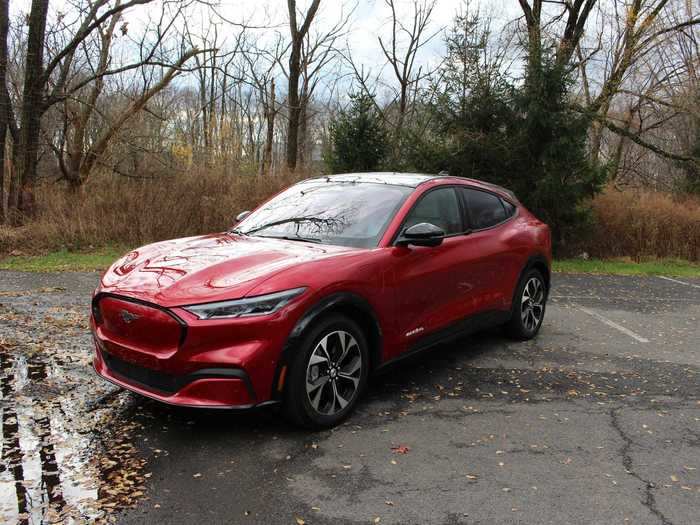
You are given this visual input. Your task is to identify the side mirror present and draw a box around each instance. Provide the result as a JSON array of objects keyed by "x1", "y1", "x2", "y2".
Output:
[
  {"x1": 235, "y1": 210, "x2": 251, "y2": 223},
  {"x1": 397, "y1": 222, "x2": 445, "y2": 247}
]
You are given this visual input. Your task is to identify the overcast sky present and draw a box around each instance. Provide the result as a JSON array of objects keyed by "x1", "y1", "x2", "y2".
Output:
[
  {"x1": 16, "y1": 0, "x2": 523, "y2": 65},
  {"x1": 211, "y1": 0, "x2": 522, "y2": 67},
  {"x1": 11, "y1": 0, "x2": 525, "y2": 98}
]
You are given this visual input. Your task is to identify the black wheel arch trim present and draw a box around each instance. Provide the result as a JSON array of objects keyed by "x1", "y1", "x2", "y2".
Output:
[
  {"x1": 511, "y1": 254, "x2": 551, "y2": 310},
  {"x1": 271, "y1": 291, "x2": 383, "y2": 400}
]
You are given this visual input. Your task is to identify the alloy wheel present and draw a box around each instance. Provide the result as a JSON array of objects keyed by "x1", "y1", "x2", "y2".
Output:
[
  {"x1": 305, "y1": 330, "x2": 362, "y2": 416},
  {"x1": 521, "y1": 276, "x2": 545, "y2": 332}
]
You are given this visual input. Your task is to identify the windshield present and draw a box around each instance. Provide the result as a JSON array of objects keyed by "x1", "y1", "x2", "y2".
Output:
[{"x1": 236, "y1": 180, "x2": 413, "y2": 248}]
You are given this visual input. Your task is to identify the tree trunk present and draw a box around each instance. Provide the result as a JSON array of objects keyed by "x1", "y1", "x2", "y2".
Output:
[
  {"x1": 298, "y1": 96, "x2": 308, "y2": 167},
  {"x1": 0, "y1": 0, "x2": 9, "y2": 223},
  {"x1": 286, "y1": 0, "x2": 321, "y2": 171},
  {"x1": 220, "y1": 66, "x2": 228, "y2": 170},
  {"x1": 261, "y1": 78, "x2": 276, "y2": 176},
  {"x1": 286, "y1": 42, "x2": 301, "y2": 170},
  {"x1": 589, "y1": 98, "x2": 611, "y2": 163},
  {"x1": 11, "y1": 0, "x2": 49, "y2": 217}
]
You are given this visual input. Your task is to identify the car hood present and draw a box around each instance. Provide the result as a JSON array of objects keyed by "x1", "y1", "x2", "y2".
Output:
[{"x1": 99, "y1": 233, "x2": 356, "y2": 307}]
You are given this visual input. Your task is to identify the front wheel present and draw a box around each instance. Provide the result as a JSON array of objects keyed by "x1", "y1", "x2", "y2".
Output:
[
  {"x1": 506, "y1": 269, "x2": 547, "y2": 340},
  {"x1": 283, "y1": 314, "x2": 369, "y2": 429}
]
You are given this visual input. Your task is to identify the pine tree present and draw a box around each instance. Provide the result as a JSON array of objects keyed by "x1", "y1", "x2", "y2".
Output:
[{"x1": 325, "y1": 93, "x2": 388, "y2": 173}]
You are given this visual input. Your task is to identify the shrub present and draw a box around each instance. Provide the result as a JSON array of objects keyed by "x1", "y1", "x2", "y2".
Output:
[
  {"x1": 0, "y1": 169, "x2": 308, "y2": 254},
  {"x1": 581, "y1": 189, "x2": 700, "y2": 262}
]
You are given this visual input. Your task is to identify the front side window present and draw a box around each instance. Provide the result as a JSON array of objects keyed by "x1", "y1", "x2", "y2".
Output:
[
  {"x1": 462, "y1": 188, "x2": 507, "y2": 229},
  {"x1": 237, "y1": 181, "x2": 412, "y2": 248},
  {"x1": 402, "y1": 187, "x2": 463, "y2": 235}
]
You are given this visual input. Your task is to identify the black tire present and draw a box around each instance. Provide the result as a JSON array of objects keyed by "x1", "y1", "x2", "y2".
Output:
[
  {"x1": 283, "y1": 314, "x2": 369, "y2": 429},
  {"x1": 506, "y1": 268, "x2": 547, "y2": 340}
]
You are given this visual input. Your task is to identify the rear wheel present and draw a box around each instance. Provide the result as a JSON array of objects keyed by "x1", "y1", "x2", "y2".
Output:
[
  {"x1": 284, "y1": 314, "x2": 369, "y2": 429},
  {"x1": 506, "y1": 269, "x2": 547, "y2": 340}
]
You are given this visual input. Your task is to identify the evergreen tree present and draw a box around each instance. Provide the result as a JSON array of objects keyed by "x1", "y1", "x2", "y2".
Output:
[
  {"x1": 325, "y1": 93, "x2": 388, "y2": 173},
  {"x1": 405, "y1": 10, "x2": 606, "y2": 248},
  {"x1": 683, "y1": 91, "x2": 700, "y2": 194}
]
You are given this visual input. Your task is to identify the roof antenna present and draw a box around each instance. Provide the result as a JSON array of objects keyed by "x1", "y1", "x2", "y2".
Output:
[{"x1": 438, "y1": 170, "x2": 449, "y2": 176}]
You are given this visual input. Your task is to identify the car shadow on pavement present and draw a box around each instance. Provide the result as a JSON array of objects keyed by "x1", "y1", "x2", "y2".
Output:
[{"x1": 127, "y1": 328, "x2": 504, "y2": 435}]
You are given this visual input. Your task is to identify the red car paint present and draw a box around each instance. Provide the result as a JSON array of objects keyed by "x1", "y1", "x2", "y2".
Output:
[{"x1": 91, "y1": 173, "x2": 551, "y2": 409}]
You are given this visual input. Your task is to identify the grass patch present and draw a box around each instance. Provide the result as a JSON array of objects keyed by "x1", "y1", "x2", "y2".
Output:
[
  {"x1": 0, "y1": 247, "x2": 127, "y2": 272},
  {"x1": 554, "y1": 258, "x2": 700, "y2": 277}
]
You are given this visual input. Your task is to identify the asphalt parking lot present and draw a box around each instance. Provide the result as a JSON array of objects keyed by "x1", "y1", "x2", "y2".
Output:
[{"x1": 0, "y1": 270, "x2": 698, "y2": 524}]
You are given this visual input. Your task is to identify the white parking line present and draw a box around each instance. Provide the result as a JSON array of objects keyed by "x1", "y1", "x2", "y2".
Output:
[
  {"x1": 577, "y1": 306, "x2": 650, "y2": 343},
  {"x1": 551, "y1": 295, "x2": 694, "y2": 303},
  {"x1": 658, "y1": 276, "x2": 700, "y2": 290}
]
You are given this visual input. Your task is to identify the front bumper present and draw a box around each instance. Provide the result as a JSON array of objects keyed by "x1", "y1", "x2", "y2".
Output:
[
  {"x1": 91, "y1": 292, "x2": 299, "y2": 409},
  {"x1": 93, "y1": 346, "x2": 262, "y2": 408}
]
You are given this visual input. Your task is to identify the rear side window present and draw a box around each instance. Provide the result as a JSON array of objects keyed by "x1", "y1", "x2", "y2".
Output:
[
  {"x1": 461, "y1": 188, "x2": 507, "y2": 229},
  {"x1": 403, "y1": 187, "x2": 463, "y2": 234},
  {"x1": 502, "y1": 199, "x2": 516, "y2": 218}
]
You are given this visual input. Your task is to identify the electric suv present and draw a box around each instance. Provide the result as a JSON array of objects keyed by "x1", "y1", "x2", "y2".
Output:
[{"x1": 91, "y1": 173, "x2": 551, "y2": 428}]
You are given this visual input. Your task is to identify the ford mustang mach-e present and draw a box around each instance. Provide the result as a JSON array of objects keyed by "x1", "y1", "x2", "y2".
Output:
[{"x1": 91, "y1": 173, "x2": 551, "y2": 428}]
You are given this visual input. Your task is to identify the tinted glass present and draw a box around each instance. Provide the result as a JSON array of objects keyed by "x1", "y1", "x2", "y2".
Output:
[
  {"x1": 502, "y1": 199, "x2": 516, "y2": 218},
  {"x1": 463, "y1": 188, "x2": 507, "y2": 229},
  {"x1": 403, "y1": 188, "x2": 462, "y2": 234},
  {"x1": 237, "y1": 181, "x2": 412, "y2": 248}
]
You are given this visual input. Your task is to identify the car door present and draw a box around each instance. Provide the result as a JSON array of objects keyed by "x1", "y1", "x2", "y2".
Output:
[
  {"x1": 389, "y1": 186, "x2": 475, "y2": 353},
  {"x1": 457, "y1": 186, "x2": 520, "y2": 312}
]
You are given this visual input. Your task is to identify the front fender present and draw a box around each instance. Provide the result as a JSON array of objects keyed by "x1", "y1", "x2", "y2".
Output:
[{"x1": 270, "y1": 292, "x2": 383, "y2": 401}]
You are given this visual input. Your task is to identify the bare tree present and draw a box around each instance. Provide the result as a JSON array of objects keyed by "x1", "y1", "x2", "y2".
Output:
[
  {"x1": 241, "y1": 33, "x2": 286, "y2": 175},
  {"x1": 286, "y1": 0, "x2": 321, "y2": 170},
  {"x1": 297, "y1": 5, "x2": 353, "y2": 167},
  {"x1": 4, "y1": 0, "x2": 162, "y2": 219},
  {"x1": 517, "y1": 0, "x2": 598, "y2": 75},
  {"x1": 58, "y1": 4, "x2": 123, "y2": 188},
  {"x1": 378, "y1": 0, "x2": 439, "y2": 138},
  {"x1": 581, "y1": 0, "x2": 700, "y2": 164}
]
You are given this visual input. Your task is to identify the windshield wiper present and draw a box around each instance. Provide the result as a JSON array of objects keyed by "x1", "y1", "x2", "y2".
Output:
[{"x1": 256, "y1": 234, "x2": 324, "y2": 244}]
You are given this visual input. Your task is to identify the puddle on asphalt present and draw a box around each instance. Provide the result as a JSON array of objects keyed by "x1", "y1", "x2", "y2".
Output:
[{"x1": 1, "y1": 317, "x2": 145, "y2": 523}]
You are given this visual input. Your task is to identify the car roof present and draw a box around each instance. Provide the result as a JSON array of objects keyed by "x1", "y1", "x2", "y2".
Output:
[
  {"x1": 304, "y1": 172, "x2": 517, "y2": 200},
  {"x1": 305, "y1": 172, "x2": 439, "y2": 187}
]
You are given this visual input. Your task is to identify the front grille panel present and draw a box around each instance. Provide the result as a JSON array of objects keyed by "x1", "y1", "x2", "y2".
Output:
[
  {"x1": 97, "y1": 295, "x2": 184, "y2": 355},
  {"x1": 102, "y1": 352, "x2": 179, "y2": 394}
]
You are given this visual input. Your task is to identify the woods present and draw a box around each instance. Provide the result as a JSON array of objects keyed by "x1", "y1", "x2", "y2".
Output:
[{"x1": 0, "y1": 0, "x2": 698, "y2": 257}]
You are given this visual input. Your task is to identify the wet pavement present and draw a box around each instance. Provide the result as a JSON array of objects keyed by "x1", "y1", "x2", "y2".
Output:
[{"x1": 0, "y1": 270, "x2": 698, "y2": 524}]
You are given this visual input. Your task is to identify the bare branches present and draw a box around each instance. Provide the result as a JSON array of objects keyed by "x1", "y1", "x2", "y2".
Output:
[{"x1": 372, "y1": 0, "x2": 441, "y2": 140}]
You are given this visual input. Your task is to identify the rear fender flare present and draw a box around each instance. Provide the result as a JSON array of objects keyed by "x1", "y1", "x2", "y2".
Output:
[{"x1": 510, "y1": 254, "x2": 551, "y2": 313}]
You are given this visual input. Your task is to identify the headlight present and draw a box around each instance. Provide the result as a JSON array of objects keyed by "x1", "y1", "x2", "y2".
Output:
[{"x1": 183, "y1": 287, "x2": 306, "y2": 320}]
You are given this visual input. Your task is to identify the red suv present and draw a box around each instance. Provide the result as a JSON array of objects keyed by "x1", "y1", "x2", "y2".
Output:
[{"x1": 91, "y1": 173, "x2": 551, "y2": 428}]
